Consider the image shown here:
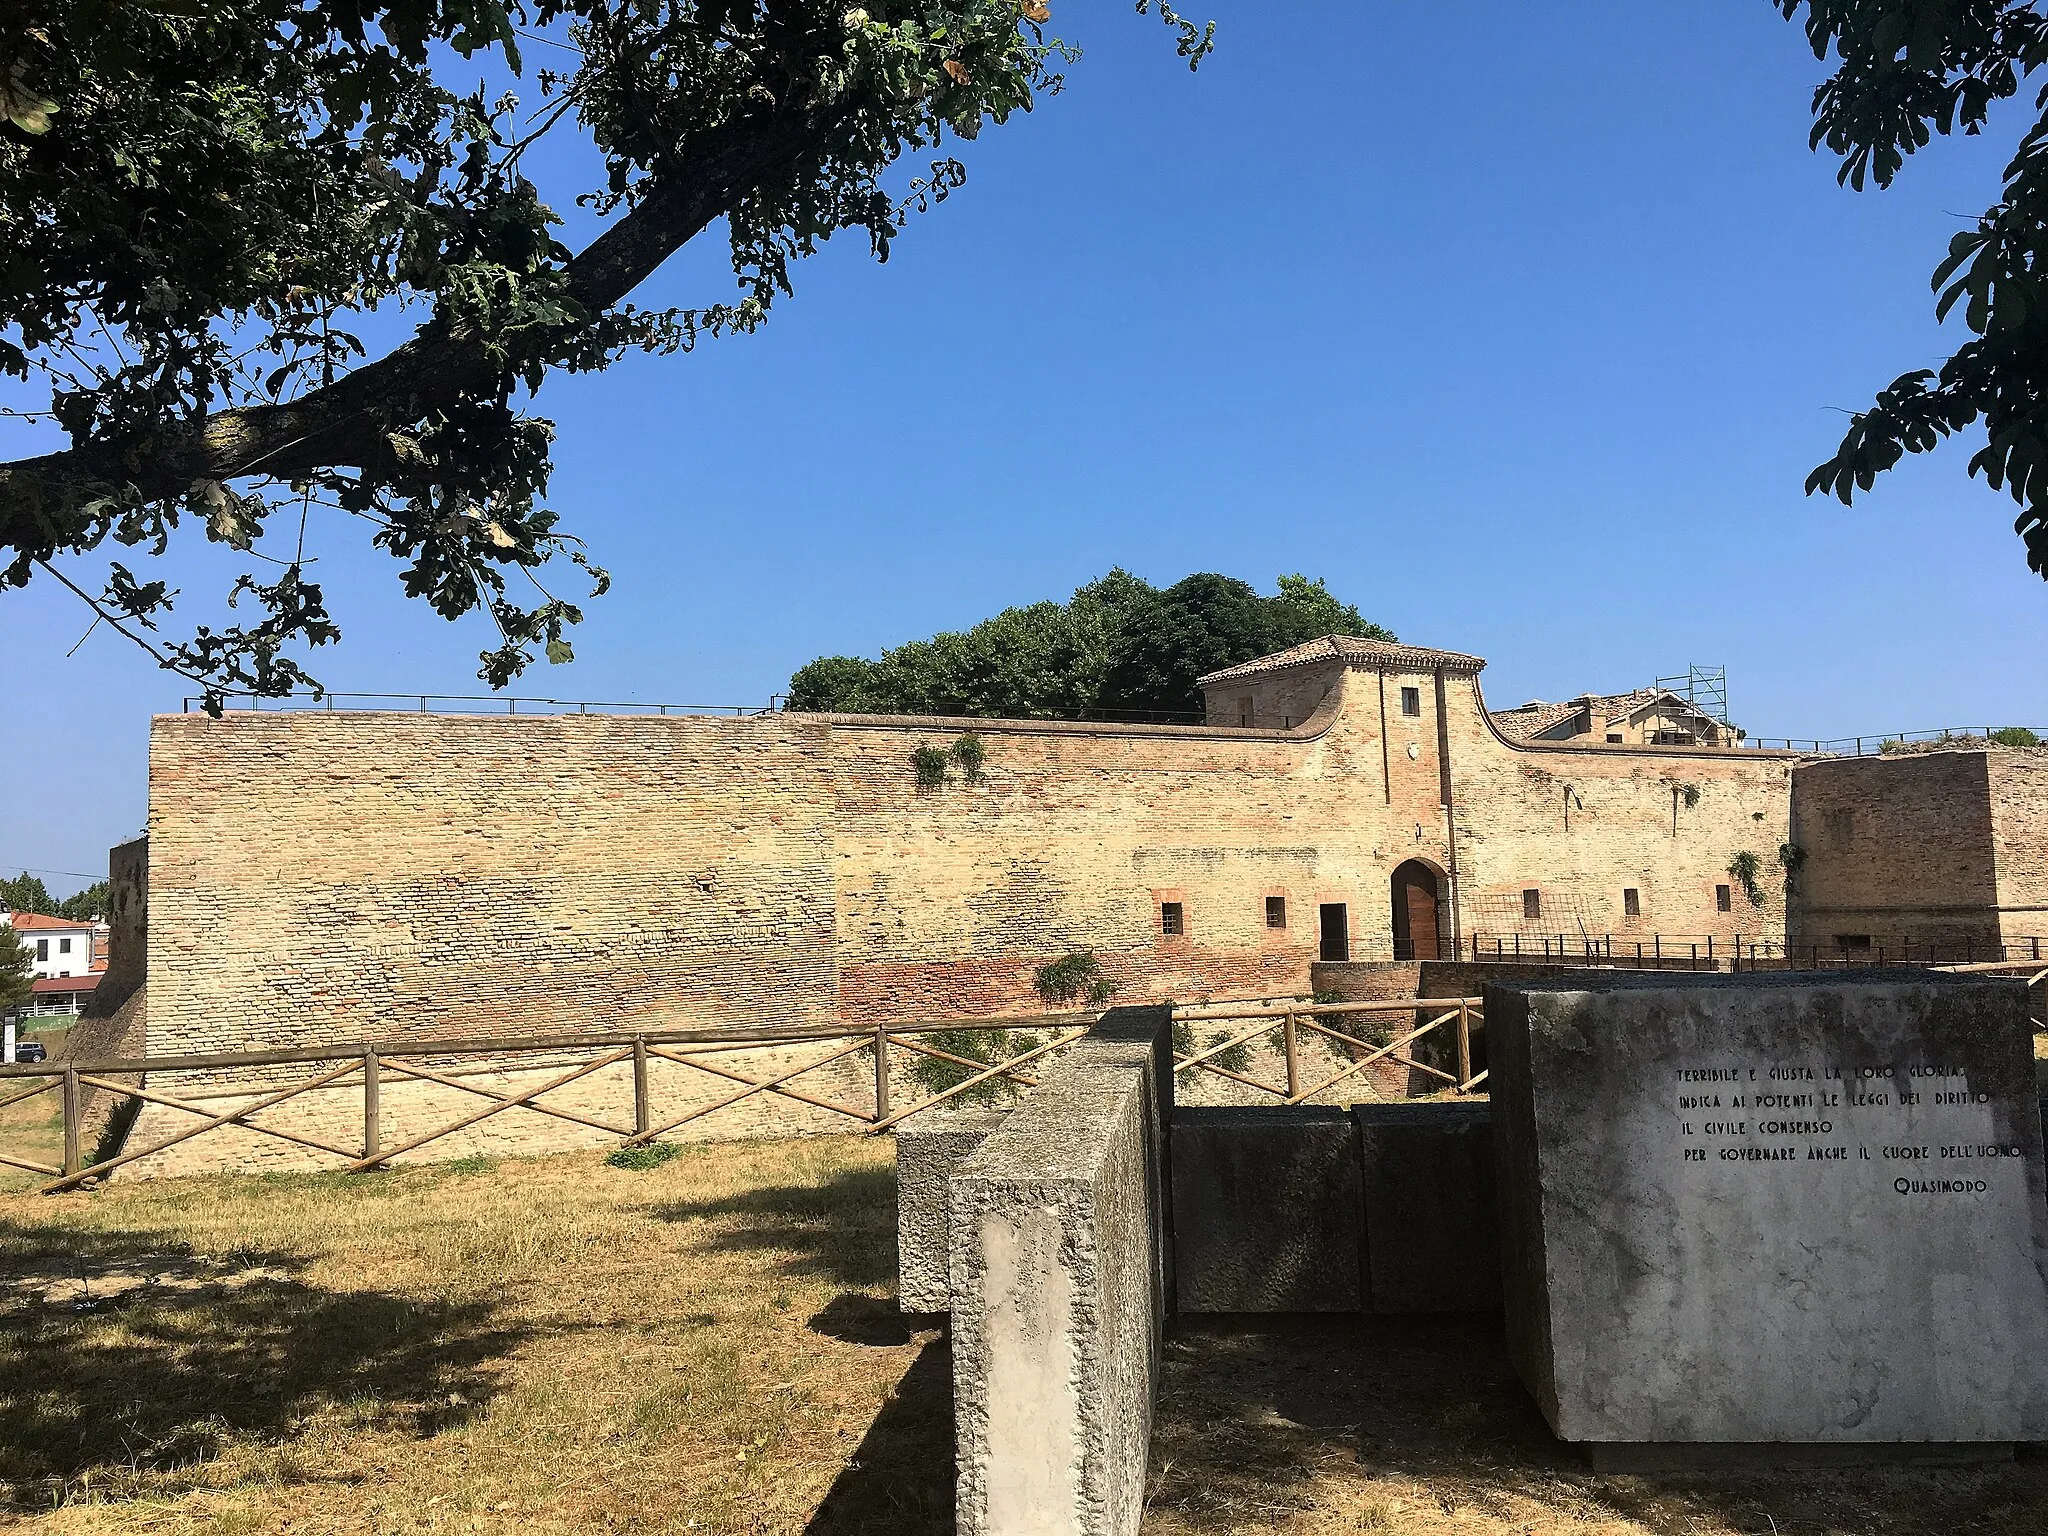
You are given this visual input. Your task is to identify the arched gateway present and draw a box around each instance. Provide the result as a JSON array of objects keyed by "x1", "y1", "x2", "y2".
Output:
[{"x1": 1391, "y1": 859, "x2": 1442, "y2": 961}]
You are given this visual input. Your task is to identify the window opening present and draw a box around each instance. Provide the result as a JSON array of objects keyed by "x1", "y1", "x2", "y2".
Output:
[
  {"x1": 1716, "y1": 884, "x2": 1732, "y2": 912},
  {"x1": 1160, "y1": 902, "x2": 1184, "y2": 937},
  {"x1": 1623, "y1": 888, "x2": 1640, "y2": 918},
  {"x1": 1265, "y1": 896, "x2": 1287, "y2": 929},
  {"x1": 1400, "y1": 686, "x2": 1421, "y2": 717},
  {"x1": 1522, "y1": 889, "x2": 1541, "y2": 921}
]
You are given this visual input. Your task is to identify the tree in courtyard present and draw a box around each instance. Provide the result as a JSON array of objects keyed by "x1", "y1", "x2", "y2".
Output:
[
  {"x1": 1775, "y1": 2, "x2": 2048, "y2": 578},
  {"x1": 786, "y1": 568, "x2": 1390, "y2": 718},
  {"x1": 0, "y1": 3, "x2": 1213, "y2": 709},
  {"x1": 0, "y1": 923, "x2": 32, "y2": 1020}
]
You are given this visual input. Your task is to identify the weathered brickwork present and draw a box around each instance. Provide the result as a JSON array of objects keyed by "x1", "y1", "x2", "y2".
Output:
[
  {"x1": 1787, "y1": 745, "x2": 2048, "y2": 955},
  {"x1": 141, "y1": 656, "x2": 1786, "y2": 1051},
  {"x1": 127, "y1": 648, "x2": 1807, "y2": 1170}
]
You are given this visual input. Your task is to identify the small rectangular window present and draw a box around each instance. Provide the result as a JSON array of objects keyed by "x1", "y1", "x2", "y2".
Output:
[
  {"x1": 1605, "y1": 733, "x2": 1623, "y2": 744},
  {"x1": 1835, "y1": 933, "x2": 1872, "y2": 951},
  {"x1": 1623, "y1": 888, "x2": 1640, "y2": 918},
  {"x1": 1716, "y1": 884, "x2": 1732, "y2": 913},
  {"x1": 1400, "y1": 686, "x2": 1421, "y2": 717},
  {"x1": 1160, "y1": 902, "x2": 1184, "y2": 937},
  {"x1": 1237, "y1": 696, "x2": 1255, "y2": 727},
  {"x1": 35, "y1": 939, "x2": 48, "y2": 961},
  {"x1": 1265, "y1": 896, "x2": 1287, "y2": 929},
  {"x1": 58, "y1": 936, "x2": 71, "y2": 954},
  {"x1": 1522, "y1": 888, "x2": 1541, "y2": 921}
]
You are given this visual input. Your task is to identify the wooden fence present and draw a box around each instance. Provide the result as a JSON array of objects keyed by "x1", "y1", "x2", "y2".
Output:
[{"x1": 0, "y1": 997, "x2": 1484, "y2": 1195}]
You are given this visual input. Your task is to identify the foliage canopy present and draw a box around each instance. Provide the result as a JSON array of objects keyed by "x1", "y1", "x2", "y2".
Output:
[
  {"x1": 786, "y1": 569, "x2": 1388, "y2": 718},
  {"x1": 0, "y1": 872, "x2": 107, "y2": 921},
  {"x1": 1777, "y1": 1, "x2": 2048, "y2": 576},
  {"x1": 0, "y1": 2, "x2": 1212, "y2": 706}
]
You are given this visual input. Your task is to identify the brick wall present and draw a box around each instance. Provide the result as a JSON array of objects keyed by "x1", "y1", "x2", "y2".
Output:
[
  {"x1": 134, "y1": 657, "x2": 1802, "y2": 1169},
  {"x1": 1787, "y1": 750, "x2": 2000, "y2": 953}
]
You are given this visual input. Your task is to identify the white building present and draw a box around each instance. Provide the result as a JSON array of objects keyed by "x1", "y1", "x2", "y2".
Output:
[{"x1": 8, "y1": 912, "x2": 102, "y2": 979}]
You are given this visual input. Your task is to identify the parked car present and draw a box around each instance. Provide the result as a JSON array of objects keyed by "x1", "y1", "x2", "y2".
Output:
[{"x1": 13, "y1": 1039, "x2": 47, "y2": 1064}]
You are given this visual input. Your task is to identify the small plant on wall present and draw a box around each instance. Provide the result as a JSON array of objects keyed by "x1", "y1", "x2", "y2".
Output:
[
  {"x1": 1034, "y1": 950, "x2": 1118, "y2": 1009},
  {"x1": 1727, "y1": 850, "x2": 1766, "y2": 908},
  {"x1": 1778, "y1": 842, "x2": 1807, "y2": 897},
  {"x1": 949, "y1": 733, "x2": 987, "y2": 781},
  {"x1": 911, "y1": 744, "x2": 950, "y2": 790}
]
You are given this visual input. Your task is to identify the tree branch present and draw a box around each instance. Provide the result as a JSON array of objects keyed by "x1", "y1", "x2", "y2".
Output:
[{"x1": 0, "y1": 102, "x2": 840, "y2": 558}]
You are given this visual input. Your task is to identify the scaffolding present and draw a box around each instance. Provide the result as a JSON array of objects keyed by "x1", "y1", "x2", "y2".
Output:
[{"x1": 1654, "y1": 665, "x2": 1728, "y2": 726}]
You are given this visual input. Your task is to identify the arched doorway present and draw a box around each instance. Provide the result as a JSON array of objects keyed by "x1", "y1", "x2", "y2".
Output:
[{"x1": 1391, "y1": 860, "x2": 1441, "y2": 961}]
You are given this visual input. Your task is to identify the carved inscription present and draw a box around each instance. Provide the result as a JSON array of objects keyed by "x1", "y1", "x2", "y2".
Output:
[{"x1": 1674, "y1": 1062, "x2": 2022, "y2": 1194}]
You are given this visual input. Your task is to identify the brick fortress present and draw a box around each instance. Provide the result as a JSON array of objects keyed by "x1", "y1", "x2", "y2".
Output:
[
  {"x1": 57, "y1": 632, "x2": 2047, "y2": 1173},
  {"x1": 135, "y1": 636, "x2": 1800, "y2": 1060}
]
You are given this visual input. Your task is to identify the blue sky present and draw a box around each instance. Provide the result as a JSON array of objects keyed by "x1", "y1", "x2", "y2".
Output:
[{"x1": 6, "y1": 2, "x2": 2048, "y2": 895}]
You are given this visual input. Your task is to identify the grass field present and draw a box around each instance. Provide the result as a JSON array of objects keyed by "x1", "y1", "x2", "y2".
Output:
[
  {"x1": 3, "y1": 1120, "x2": 2048, "y2": 1534},
  {"x1": 0, "y1": 1136, "x2": 948, "y2": 1534}
]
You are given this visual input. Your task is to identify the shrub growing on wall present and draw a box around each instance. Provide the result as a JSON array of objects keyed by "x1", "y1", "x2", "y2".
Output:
[
  {"x1": 911, "y1": 745, "x2": 950, "y2": 790},
  {"x1": 1727, "y1": 850, "x2": 1766, "y2": 909},
  {"x1": 1034, "y1": 950, "x2": 1117, "y2": 1008}
]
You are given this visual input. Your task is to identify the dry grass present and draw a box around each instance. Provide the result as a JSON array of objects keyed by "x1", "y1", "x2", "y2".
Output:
[
  {"x1": 1145, "y1": 1316, "x2": 2048, "y2": 1536},
  {"x1": 0, "y1": 1134, "x2": 951, "y2": 1534},
  {"x1": 0, "y1": 1076, "x2": 65, "y2": 1194}
]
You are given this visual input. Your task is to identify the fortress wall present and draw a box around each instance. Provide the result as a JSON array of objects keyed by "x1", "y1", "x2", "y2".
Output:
[
  {"x1": 147, "y1": 710, "x2": 843, "y2": 1056},
  {"x1": 141, "y1": 667, "x2": 1798, "y2": 1094},
  {"x1": 1444, "y1": 672, "x2": 1795, "y2": 950},
  {"x1": 1988, "y1": 751, "x2": 2048, "y2": 946},
  {"x1": 1787, "y1": 751, "x2": 1999, "y2": 950}
]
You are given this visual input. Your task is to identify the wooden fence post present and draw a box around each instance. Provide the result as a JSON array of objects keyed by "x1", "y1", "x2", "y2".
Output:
[
  {"x1": 1283, "y1": 1014, "x2": 1301, "y2": 1102},
  {"x1": 363, "y1": 1050, "x2": 381, "y2": 1164},
  {"x1": 632, "y1": 1036, "x2": 651, "y2": 1139},
  {"x1": 1456, "y1": 1001, "x2": 1472, "y2": 1089},
  {"x1": 873, "y1": 1025, "x2": 891, "y2": 1122},
  {"x1": 61, "y1": 1067, "x2": 80, "y2": 1177}
]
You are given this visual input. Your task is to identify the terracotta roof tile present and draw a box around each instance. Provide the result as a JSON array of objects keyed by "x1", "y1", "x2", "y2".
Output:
[{"x1": 1197, "y1": 635, "x2": 1486, "y2": 687}]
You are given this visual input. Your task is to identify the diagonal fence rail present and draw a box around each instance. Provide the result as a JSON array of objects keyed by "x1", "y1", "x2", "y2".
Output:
[
  {"x1": 0, "y1": 996, "x2": 1485, "y2": 1193},
  {"x1": 1171, "y1": 997, "x2": 1487, "y2": 1099}
]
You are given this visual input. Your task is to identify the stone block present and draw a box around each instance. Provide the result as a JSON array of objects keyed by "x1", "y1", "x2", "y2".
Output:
[
  {"x1": 895, "y1": 1111, "x2": 1006, "y2": 1313},
  {"x1": 1354, "y1": 1101, "x2": 1500, "y2": 1313},
  {"x1": 1171, "y1": 1106, "x2": 1363, "y2": 1312},
  {"x1": 1488, "y1": 972, "x2": 2048, "y2": 1450},
  {"x1": 949, "y1": 1006, "x2": 1173, "y2": 1536}
]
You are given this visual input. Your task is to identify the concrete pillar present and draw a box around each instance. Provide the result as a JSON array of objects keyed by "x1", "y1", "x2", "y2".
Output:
[{"x1": 949, "y1": 1007, "x2": 1173, "y2": 1536}]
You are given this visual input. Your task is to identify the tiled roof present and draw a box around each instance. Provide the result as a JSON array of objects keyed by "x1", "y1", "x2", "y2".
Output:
[
  {"x1": 1197, "y1": 636, "x2": 1486, "y2": 687},
  {"x1": 6, "y1": 912, "x2": 95, "y2": 932},
  {"x1": 30, "y1": 973, "x2": 99, "y2": 994},
  {"x1": 1490, "y1": 688, "x2": 1719, "y2": 742}
]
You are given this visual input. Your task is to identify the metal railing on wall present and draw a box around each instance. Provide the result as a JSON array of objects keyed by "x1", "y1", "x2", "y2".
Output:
[
  {"x1": 179, "y1": 692, "x2": 1216, "y2": 725},
  {"x1": 1743, "y1": 726, "x2": 2048, "y2": 755},
  {"x1": 1463, "y1": 931, "x2": 2048, "y2": 969},
  {"x1": 183, "y1": 691, "x2": 784, "y2": 716}
]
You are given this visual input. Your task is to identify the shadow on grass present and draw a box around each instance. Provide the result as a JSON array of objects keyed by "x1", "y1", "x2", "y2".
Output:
[
  {"x1": 1146, "y1": 1314, "x2": 2048, "y2": 1535},
  {"x1": 0, "y1": 1218, "x2": 527, "y2": 1503},
  {"x1": 649, "y1": 1163, "x2": 898, "y2": 1290},
  {"x1": 807, "y1": 1336, "x2": 954, "y2": 1536}
]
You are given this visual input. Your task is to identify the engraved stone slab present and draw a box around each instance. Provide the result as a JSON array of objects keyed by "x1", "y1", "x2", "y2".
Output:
[{"x1": 1487, "y1": 972, "x2": 2048, "y2": 1449}]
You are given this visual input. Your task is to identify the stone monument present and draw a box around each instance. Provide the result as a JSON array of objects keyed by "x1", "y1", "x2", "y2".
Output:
[{"x1": 1488, "y1": 971, "x2": 2048, "y2": 1465}]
